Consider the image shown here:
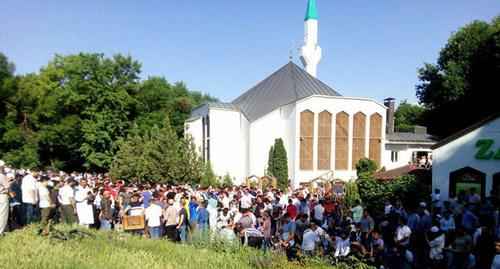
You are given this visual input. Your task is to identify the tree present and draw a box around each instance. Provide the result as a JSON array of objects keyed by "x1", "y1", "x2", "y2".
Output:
[
  {"x1": 0, "y1": 52, "x2": 216, "y2": 171},
  {"x1": 222, "y1": 172, "x2": 234, "y2": 187},
  {"x1": 109, "y1": 126, "x2": 146, "y2": 182},
  {"x1": 200, "y1": 161, "x2": 218, "y2": 188},
  {"x1": 267, "y1": 138, "x2": 288, "y2": 190},
  {"x1": 394, "y1": 100, "x2": 428, "y2": 132},
  {"x1": 355, "y1": 157, "x2": 377, "y2": 178},
  {"x1": 416, "y1": 17, "x2": 499, "y2": 137}
]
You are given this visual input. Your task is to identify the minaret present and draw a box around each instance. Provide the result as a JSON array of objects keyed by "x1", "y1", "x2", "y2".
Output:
[{"x1": 300, "y1": 0, "x2": 322, "y2": 78}]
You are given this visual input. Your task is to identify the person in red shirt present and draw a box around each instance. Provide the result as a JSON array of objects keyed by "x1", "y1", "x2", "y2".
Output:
[
  {"x1": 323, "y1": 198, "x2": 335, "y2": 223},
  {"x1": 286, "y1": 199, "x2": 298, "y2": 220}
]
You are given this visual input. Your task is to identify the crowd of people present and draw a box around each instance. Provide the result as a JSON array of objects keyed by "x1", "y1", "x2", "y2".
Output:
[{"x1": 0, "y1": 160, "x2": 499, "y2": 269}]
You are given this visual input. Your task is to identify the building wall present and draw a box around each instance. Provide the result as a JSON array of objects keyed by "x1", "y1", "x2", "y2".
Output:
[
  {"x1": 208, "y1": 109, "x2": 248, "y2": 184},
  {"x1": 247, "y1": 103, "x2": 296, "y2": 182},
  {"x1": 293, "y1": 96, "x2": 387, "y2": 188},
  {"x1": 383, "y1": 143, "x2": 433, "y2": 170},
  {"x1": 185, "y1": 118, "x2": 204, "y2": 155},
  {"x1": 432, "y1": 118, "x2": 500, "y2": 198}
]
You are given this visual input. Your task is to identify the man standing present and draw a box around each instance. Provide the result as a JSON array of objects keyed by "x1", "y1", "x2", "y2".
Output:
[
  {"x1": 99, "y1": 191, "x2": 113, "y2": 231},
  {"x1": 21, "y1": 169, "x2": 38, "y2": 225},
  {"x1": 38, "y1": 176, "x2": 55, "y2": 224},
  {"x1": 360, "y1": 209, "x2": 375, "y2": 252},
  {"x1": 163, "y1": 198, "x2": 178, "y2": 241},
  {"x1": 74, "y1": 178, "x2": 94, "y2": 227},
  {"x1": 145, "y1": 198, "x2": 162, "y2": 239},
  {"x1": 58, "y1": 179, "x2": 77, "y2": 225},
  {"x1": 177, "y1": 198, "x2": 189, "y2": 243},
  {"x1": 0, "y1": 160, "x2": 11, "y2": 233},
  {"x1": 351, "y1": 200, "x2": 363, "y2": 225}
]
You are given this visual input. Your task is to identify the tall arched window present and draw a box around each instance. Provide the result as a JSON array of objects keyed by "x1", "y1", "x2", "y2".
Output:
[
  {"x1": 369, "y1": 113, "x2": 383, "y2": 168},
  {"x1": 352, "y1": 112, "x2": 366, "y2": 168},
  {"x1": 335, "y1": 111, "x2": 349, "y2": 170},
  {"x1": 300, "y1": 110, "x2": 314, "y2": 170},
  {"x1": 317, "y1": 111, "x2": 332, "y2": 170}
]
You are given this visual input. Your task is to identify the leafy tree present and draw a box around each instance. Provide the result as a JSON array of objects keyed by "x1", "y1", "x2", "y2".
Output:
[
  {"x1": 200, "y1": 161, "x2": 218, "y2": 188},
  {"x1": 177, "y1": 133, "x2": 204, "y2": 184},
  {"x1": 416, "y1": 17, "x2": 499, "y2": 137},
  {"x1": 109, "y1": 126, "x2": 146, "y2": 182},
  {"x1": 394, "y1": 100, "x2": 428, "y2": 132},
  {"x1": 267, "y1": 138, "x2": 288, "y2": 190},
  {"x1": 343, "y1": 180, "x2": 361, "y2": 210},
  {"x1": 355, "y1": 157, "x2": 377, "y2": 178},
  {"x1": 222, "y1": 172, "x2": 234, "y2": 187}
]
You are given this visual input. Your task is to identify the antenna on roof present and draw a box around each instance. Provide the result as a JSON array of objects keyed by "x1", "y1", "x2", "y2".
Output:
[{"x1": 289, "y1": 45, "x2": 293, "y2": 61}]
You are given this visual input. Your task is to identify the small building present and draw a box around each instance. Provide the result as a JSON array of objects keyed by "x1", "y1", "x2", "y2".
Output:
[{"x1": 432, "y1": 113, "x2": 500, "y2": 198}]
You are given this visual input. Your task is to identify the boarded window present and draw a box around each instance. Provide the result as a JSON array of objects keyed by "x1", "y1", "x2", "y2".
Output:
[
  {"x1": 335, "y1": 112, "x2": 349, "y2": 170},
  {"x1": 352, "y1": 112, "x2": 366, "y2": 168},
  {"x1": 317, "y1": 111, "x2": 332, "y2": 170},
  {"x1": 369, "y1": 113, "x2": 382, "y2": 168},
  {"x1": 300, "y1": 110, "x2": 314, "y2": 170}
]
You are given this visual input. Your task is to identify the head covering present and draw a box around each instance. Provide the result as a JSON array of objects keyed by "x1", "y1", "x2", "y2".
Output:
[
  {"x1": 419, "y1": 202, "x2": 427, "y2": 208},
  {"x1": 430, "y1": 226, "x2": 439, "y2": 233}
]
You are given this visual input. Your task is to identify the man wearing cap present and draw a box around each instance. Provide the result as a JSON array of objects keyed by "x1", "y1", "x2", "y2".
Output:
[
  {"x1": 74, "y1": 178, "x2": 95, "y2": 227},
  {"x1": 21, "y1": 168, "x2": 39, "y2": 225},
  {"x1": 58, "y1": 179, "x2": 77, "y2": 224},
  {"x1": 0, "y1": 160, "x2": 11, "y2": 233},
  {"x1": 38, "y1": 176, "x2": 55, "y2": 224}
]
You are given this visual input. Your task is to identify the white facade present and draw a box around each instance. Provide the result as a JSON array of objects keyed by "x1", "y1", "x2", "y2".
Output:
[
  {"x1": 432, "y1": 116, "x2": 500, "y2": 198},
  {"x1": 383, "y1": 143, "x2": 433, "y2": 170},
  {"x1": 186, "y1": 95, "x2": 387, "y2": 188}
]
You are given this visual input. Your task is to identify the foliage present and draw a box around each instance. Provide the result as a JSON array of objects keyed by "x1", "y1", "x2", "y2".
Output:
[
  {"x1": 0, "y1": 224, "x2": 297, "y2": 269},
  {"x1": 222, "y1": 172, "x2": 234, "y2": 187},
  {"x1": 415, "y1": 16, "x2": 499, "y2": 137},
  {"x1": 356, "y1": 174, "x2": 429, "y2": 216},
  {"x1": 0, "y1": 53, "x2": 216, "y2": 171},
  {"x1": 267, "y1": 138, "x2": 288, "y2": 190},
  {"x1": 342, "y1": 180, "x2": 361, "y2": 209},
  {"x1": 394, "y1": 100, "x2": 428, "y2": 132},
  {"x1": 200, "y1": 161, "x2": 219, "y2": 188},
  {"x1": 110, "y1": 118, "x2": 203, "y2": 184},
  {"x1": 355, "y1": 158, "x2": 377, "y2": 178}
]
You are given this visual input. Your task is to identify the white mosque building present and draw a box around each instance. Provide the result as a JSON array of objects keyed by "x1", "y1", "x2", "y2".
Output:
[{"x1": 185, "y1": 0, "x2": 436, "y2": 188}]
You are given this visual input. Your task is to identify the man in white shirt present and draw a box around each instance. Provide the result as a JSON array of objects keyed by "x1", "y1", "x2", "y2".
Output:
[
  {"x1": 395, "y1": 217, "x2": 412, "y2": 247},
  {"x1": 21, "y1": 169, "x2": 38, "y2": 225},
  {"x1": 74, "y1": 178, "x2": 94, "y2": 227},
  {"x1": 59, "y1": 179, "x2": 77, "y2": 224},
  {"x1": 0, "y1": 161, "x2": 11, "y2": 233},
  {"x1": 313, "y1": 201, "x2": 325, "y2": 225},
  {"x1": 38, "y1": 177, "x2": 54, "y2": 224},
  {"x1": 240, "y1": 190, "x2": 253, "y2": 210},
  {"x1": 301, "y1": 222, "x2": 323, "y2": 252},
  {"x1": 145, "y1": 199, "x2": 163, "y2": 239}
]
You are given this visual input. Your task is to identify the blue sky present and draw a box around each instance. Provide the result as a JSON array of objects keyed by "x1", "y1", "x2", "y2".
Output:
[{"x1": 0, "y1": 1, "x2": 498, "y2": 104}]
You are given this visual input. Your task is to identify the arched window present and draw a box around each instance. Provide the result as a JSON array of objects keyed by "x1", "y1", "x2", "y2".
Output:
[
  {"x1": 352, "y1": 112, "x2": 366, "y2": 168},
  {"x1": 300, "y1": 110, "x2": 314, "y2": 170},
  {"x1": 369, "y1": 113, "x2": 382, "y2": 168},
  {"x1": 335, "y1": 112, "x2": 349, "y2": 170},
  {"x1": 317, "y1": 111, "x2": 332, "y2": 170}
]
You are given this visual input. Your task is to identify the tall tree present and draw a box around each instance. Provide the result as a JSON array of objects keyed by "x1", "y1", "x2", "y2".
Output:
[
  {"x1": 416, "y1": 17, "x2": 499, "y2": 137},
  {"x1": 200, "y1": 161, "x2": 218, "y2": 188},
  {"x1": 267, "y1": 138, "x2": 288, "y2": 190},
  {"x1": 394, "y1": 100, "x2": 428, "y2": 132}
]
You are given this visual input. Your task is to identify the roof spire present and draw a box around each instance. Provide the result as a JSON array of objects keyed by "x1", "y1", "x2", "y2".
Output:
[
  {"x1": 289, "y1": 45, "x2": 293, "y2": 61},
  {"x1": 304, "y1": 0, "x2": 318, "y2": 21}
]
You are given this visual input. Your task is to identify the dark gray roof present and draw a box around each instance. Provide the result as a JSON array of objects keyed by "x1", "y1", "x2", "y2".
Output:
[
  {"x1": 386, "y1": 132, "x2": 438, "y2": 143},
  {"x1": 205, "y1": 101, "x2": 239, "y2": 110},
  {"x1": 231, "y1": 62, "x2": 342, "y2": 121}
]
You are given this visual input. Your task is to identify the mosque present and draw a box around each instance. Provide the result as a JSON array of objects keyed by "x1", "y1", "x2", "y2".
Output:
[{"x1": 185, "y1": 0, "x2": 436, "y2": 188}]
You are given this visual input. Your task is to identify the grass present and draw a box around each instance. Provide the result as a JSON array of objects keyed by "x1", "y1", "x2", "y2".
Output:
[
  {"x1": 0, "y1": 225, "x2": 291, "y2": 269},
  {"x1": 0, "y1": 225, "x2": 373, "y2": 269}
]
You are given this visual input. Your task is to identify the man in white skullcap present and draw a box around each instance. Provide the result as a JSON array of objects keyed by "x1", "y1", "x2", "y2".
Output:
[
  {"x1": 74, "y1": 178, "x2": 95, "y2": 227},
  {"x1": 0, "y1": 160, "x2": 11, "y2": 234}
]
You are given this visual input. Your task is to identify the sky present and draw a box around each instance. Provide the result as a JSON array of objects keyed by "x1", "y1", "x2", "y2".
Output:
[{"x1": 0, "y1": 1, "x2": 498, "y2": 104}]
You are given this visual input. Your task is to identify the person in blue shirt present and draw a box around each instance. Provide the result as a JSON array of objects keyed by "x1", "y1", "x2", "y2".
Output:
[
  {"x1": 461, "y1": 205, "x2": 478, "y2": 232},
  {"x1": 188, "y1": 197, "x2": 199, "y2": 230},
  {"x1": 280, "y1": 213, "x2": 296, "y2": 260},
  {"x1": 197, "y1": 201, "x2": 210, "y2": 233},
  {"x1": 141, "y1": 187, "x2": 152, "y2": 208}
]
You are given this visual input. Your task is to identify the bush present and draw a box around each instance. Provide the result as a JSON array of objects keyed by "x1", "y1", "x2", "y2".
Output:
[
  {"x1": 356, "y1": 174, "x2": 429, "y2": 216},
  {"x1": 222, "y1": 172, "x2": 234, "y2": 187},
  {"x1": 343, "y1": 180, "x2": 361, "y2": 209},
  {"x1": 355, "y1": 158, "x2": 377, "y2": 178}
]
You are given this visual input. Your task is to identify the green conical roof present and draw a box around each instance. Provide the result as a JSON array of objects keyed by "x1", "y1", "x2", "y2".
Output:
[{"x1": 304, "y1": 0, "x2": 318, "y2": 21}]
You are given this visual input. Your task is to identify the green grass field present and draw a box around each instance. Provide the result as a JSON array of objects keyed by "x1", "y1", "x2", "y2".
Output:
[
  {"x1": 0, "y1": 225, "x2": 288, "y2": 269},
  {"x1": 0, "y1": 225, "x2": 373, "y2": 269}
]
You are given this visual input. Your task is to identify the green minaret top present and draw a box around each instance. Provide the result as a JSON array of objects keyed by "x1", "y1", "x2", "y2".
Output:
[{"x1": 304, "y1": 0, "x2": 318, "y2": 21}]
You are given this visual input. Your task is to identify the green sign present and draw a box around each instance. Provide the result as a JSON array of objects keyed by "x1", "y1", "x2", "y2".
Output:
[{"x1": 475, "y1": 139, "x2": 500, "y2": 160}]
